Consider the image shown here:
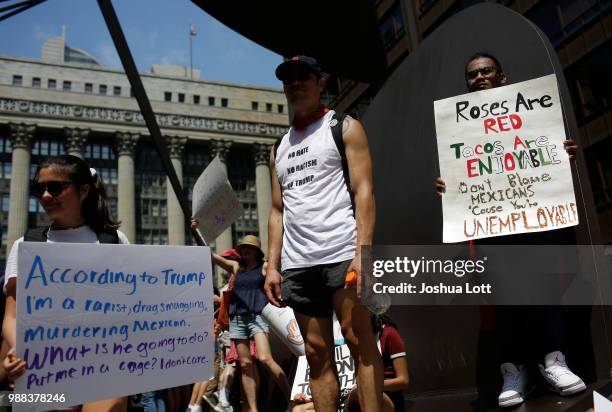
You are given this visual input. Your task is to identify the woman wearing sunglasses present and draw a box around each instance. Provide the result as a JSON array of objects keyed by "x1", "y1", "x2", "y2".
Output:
[{"x1": 2, "y1": 154, "x2": 129, "y2": 411}]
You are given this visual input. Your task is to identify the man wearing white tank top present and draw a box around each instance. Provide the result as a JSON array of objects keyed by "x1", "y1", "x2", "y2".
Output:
[{"x1": 264, "y1": 56, "x2": 383, "y2": 412}]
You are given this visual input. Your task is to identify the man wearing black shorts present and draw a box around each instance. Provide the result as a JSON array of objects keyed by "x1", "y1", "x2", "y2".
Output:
[{"x1": 264, "y1": 56, "x2": 383, "y2": 412}]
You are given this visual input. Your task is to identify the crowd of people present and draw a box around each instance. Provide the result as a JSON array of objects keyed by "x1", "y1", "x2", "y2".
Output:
[
  {"x1": 0, "y1": 151, "x2": 404, "y2": 412},
  {"x1": 0, "y1": 51, "x2": 595, "y2": 412}
]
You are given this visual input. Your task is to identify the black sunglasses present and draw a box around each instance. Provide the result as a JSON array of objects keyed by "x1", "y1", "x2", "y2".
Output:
[
  {"x1": 281, "y1": 68, "x2": 314, "y2": 85},
  {"x1": 466, "y1": 66, "x2": 498, "y2": 80},
  {"x1": 31, "y1": 180, "x2": 73, "y2": 198}
]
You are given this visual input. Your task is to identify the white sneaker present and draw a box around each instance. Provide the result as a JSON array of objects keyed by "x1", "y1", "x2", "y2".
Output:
[
  {"x1": 203, "y1": 393, "x2": 217, "y2": 405},
  {"x1": 539, "y1": 351, "x2": 586, "y2": 396},
  {"x1": 214, "y1": 402, "x2": 233, "y2": 412},
  {"x1": 498, "y1": 363, "x2": 529, "y2": 408}
]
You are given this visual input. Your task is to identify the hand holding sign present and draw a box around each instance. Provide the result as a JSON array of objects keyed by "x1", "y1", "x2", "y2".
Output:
[
  {"x1": 563, "y1": 138, "x2": 578, "y2": 160},
  {"x1": 435, "y1": 177, "x2": 446, "y2": 196},
  {"x1": 3, "y1": 349, "x2": 26, "y2": 388}
]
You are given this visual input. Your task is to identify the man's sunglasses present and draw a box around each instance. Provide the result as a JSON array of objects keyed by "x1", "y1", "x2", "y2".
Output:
[
  {"x1": 30, "y1": 181, "x2": 72, "y2": 198},
  {"x1": 281, "y1": 68, "x2": 313, "y2": 85},
  {"x1": 466, "y1": 66, "x2": 498, "y2": 80}
]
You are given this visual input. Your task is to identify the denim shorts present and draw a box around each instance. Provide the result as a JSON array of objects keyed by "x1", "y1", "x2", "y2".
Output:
[{"x1": 229, "y1": 313, "x2": 269, "y2": 340}]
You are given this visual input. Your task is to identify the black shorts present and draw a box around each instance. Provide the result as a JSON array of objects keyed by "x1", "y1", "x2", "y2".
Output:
[{"x1": 281, "y1": 259, "x2": 352, "y2": 318}]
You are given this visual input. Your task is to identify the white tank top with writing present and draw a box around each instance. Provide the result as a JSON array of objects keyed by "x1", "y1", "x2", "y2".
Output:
[{"x1": 275, "y1": 110, "x2": 356, "y2": 270}]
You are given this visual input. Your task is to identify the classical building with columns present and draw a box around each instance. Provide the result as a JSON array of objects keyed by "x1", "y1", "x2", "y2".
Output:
[{"x1": 0, "y1": 33, "x2": 288, "y2": 269}]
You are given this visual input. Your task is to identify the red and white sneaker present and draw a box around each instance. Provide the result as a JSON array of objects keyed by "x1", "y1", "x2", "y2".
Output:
[{"x1": 539, "y1": 351, "x2": 586, "y2": 396}]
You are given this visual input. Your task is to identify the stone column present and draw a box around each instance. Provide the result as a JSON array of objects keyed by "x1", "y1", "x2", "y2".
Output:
[
  {"x1": 166, "y1": 136, "x2": 187, "y2": 245},
  {"x1": 115, "y1": 132, "x2": 139, "y2": 242},
  {"x1": 254, "y1": 143, "x2": 272, "y2": 256},
  {"x1": 210, "y1": 139, "x2": 233, "y2": 253},
  {"x1": 6, "y1": 124, "x2": 35, "y2": 254},
  {"x1": 64, "y1": 127, "x2": 90, "y2": 158}
]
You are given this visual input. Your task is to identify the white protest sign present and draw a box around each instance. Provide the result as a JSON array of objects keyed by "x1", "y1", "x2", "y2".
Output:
[
  {"x1": 594, "y1": 391, "x2": 612, "y2": 412},
  {"x1": 332, "y1": 312, "x2": 344, "y2": 346},
  {"x1": 434, "y1": 74, "x2": 578, "y2": 243},
  {"x1": 16, "y1": 243, "x2": 214, "y2": 408},
  {"x1": 261, "y1": 304, "x2": 305, "y2": 356},
  {"x1": 290, "y1": 344, "x2": 356, "y2": 398},
  {"x1": 192, "y1": 155, "x2": 243, "y2": 240},
  {"x1": 261, "y1": 305, "x2": 345, "y2": 357}
]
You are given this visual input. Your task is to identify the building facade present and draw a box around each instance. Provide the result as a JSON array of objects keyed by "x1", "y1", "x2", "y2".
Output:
[
  {"x1": 325, "y1": 0, "x2": 612, "y2": 244},
  {"x1": 0, "y1": 32, "x2": 288, "y2": 269}
]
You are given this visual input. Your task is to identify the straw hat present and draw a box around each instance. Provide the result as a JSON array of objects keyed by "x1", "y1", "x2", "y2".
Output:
[{"x1": 236, "y1": 235, "x2": 264, "y2": 259}]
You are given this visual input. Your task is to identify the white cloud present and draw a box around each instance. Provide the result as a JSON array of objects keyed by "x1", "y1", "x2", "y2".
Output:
[
  {"x1": 32, "y1": 23, "x2": 53, "y2": 41},
  {"x1": 159, "y1": 49, "x2": 188, "y2": 66},
  {"x1": 125, "y1": 27, "x2": 157, "y2": 48},
  {"x1": 96, "y1": 42, "x2": 121, "y2": 68},
  {"x1": 148, "y1": 31, "x2": 159, "y2": 47},
  {"x1": 220, "y1": 49, "x2": 247, "y2": 63}
]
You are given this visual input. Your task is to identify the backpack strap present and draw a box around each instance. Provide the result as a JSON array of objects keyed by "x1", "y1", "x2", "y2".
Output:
[
  {"x1": 330, "y1": 112, "x2": 356, "y2": 215},
  {"x1": 273, "y1": 136, "x2": 284, "y2": 196},
  {"x1": 275, "y1": 113, "x2": 355, "y2": 215},
  {"x1": 273, "y1": 136, "x2": 283, "y2": 161},
  {"x1": 23, "y1": 227, "x2": 119, "y2": 244},
  {"x1": 24, "y1": 227, "x2": 49, "y2": 242}
]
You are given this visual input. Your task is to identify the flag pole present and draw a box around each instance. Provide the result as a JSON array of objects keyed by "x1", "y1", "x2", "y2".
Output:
[
  {"x1": 189, "y1": 23, "x2": 194, "y2": 79},
  {"x1": 97, "y1": 0, "x2": 204, "y2": 246}
]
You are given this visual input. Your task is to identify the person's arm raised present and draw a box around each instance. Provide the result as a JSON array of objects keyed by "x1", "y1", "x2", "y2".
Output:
[
  {"x1": 192, "y1": 217, "x2": 240, "y2": 275},
  {"x1": 211, "y1": 253, "x2": 239, "y2": 276}
]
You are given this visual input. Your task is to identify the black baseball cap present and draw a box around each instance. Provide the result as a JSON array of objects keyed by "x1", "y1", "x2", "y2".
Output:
[{"x1": 275, "y1": 55, "x2": 323, "y2": 81}]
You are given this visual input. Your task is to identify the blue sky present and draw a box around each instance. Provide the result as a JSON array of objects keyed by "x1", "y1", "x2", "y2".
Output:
[{"x1": 0, "y1": 0, "x2": 283, "y2": 88}]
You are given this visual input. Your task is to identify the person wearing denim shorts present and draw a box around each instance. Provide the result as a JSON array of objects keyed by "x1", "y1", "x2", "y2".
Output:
[{"x1": 229, "y1": 235, "x2": 291, "y2": 411}]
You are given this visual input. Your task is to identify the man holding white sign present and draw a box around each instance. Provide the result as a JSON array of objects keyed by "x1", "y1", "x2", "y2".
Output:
[
  {"x1": 435, "y1": 53, "x2": 585, "y2": 408},
  {"x1": 435, "y1": 53, "x2": 578, "y2": 242}
]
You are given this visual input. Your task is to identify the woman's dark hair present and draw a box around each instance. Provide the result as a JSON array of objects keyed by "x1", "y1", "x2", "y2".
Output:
[
  {"x1": 371, "y1": 313, "x2": 398, "y2": 334},
  {"x1": 34, "y1": 155, "x2": 120, "y2": 233}
]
